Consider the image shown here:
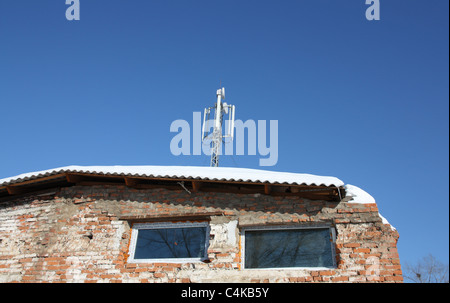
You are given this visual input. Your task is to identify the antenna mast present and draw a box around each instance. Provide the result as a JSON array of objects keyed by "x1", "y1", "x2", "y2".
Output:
[{"x1": 202, "y1": 87, "x2": 235, "y2": 167}]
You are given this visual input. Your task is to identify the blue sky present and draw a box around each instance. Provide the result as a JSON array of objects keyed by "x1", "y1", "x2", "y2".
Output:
[{"x1": 0, "y1": 1, "x2": 448, "y2": 272}]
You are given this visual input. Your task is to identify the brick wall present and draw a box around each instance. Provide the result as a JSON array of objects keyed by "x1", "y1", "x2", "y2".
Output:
[{"x1": 0, "y1": 185, "x2": 402, "y2": 282}]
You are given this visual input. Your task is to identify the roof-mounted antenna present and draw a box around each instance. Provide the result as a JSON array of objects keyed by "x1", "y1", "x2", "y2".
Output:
[{"x1": 202, "y1": 87, "x2": 235, "y2": 167}]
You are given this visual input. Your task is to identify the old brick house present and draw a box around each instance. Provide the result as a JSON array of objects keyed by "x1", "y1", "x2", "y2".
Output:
[{"x1": 0, "y1": 165, "x2": 402, "y2": 283}]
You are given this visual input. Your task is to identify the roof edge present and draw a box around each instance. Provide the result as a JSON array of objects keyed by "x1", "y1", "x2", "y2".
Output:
[{"x1": 0, "y1": 165, "x2": 345, "y2": 188}]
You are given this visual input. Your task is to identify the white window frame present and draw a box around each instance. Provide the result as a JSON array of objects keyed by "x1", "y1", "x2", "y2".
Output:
[
  {"x1": 128, "y1": 221, "x2": 210, "y2": 263},
  {"x1": 240, "y1": 225, "x2": 337, "y2": 270}
]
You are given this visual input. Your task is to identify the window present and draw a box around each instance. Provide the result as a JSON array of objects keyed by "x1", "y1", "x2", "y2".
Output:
[
  {"x1": 242, "y1": 226, "x2": 336, "y2": 269},
  {"x1": 128, "y1": 222, "x2": 210, "y2": 263}
]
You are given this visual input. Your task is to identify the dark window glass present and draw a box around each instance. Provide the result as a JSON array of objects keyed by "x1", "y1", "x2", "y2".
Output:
[
  {"x1": 244, "y1": 228, "x2": 333, "y2": 268},
  {"x1": 134, "y1": 227, "x2": 207, "y2": 259}
]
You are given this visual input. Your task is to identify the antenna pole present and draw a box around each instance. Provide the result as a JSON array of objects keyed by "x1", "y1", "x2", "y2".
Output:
[
  {"x1": 202, "y1": 87, "x2": 234, "y2": 167},
  {"x1": 210, "y1": 88, "x2": 224, "y2": 167}
]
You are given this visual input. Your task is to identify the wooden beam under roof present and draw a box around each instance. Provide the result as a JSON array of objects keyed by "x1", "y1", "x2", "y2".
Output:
[
  {"x1": 3, "y1": 173, "x2": 66, "y2": 187},
  {"x1": 191, "y1": 181, "x2": 203, "y2": 192},
  {"x1": 57, "y1": 172, "x2": 335, "y2": 187},
  {"x1": 1, "y1": 171, "x2": 344, "y2": 201},
  {"x1": 6, "y1": 186, "x2": 23, "y2": 195},
  {"x1": 264, "y1": 184, "x2": 272, "y2": 195},
  {"x1": 124, "y1": 177, "x2": 139, "y2": 187},
  {"x1": 65, "y1": 173, "x2": 85, "y2": 183}
]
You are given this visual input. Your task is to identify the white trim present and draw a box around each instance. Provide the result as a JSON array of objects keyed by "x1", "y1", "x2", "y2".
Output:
[
  {"x1": 240, "y1": 224, "x2": 337, "y2": 270},
  {"x1": 128, "y1": 221, "x2": 210, "y2": 263}
]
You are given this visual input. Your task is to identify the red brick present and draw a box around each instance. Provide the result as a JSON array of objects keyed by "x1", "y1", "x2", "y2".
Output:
[
  {"x1": 332, "y1": 276, "x2": 349, "y2": 282},
  {"x1": 384, "y1": 276, "x2": 403, "y2": 282},
  {"x1": 367, "y1": 276, "x2": 385, "y2": 282},
  {"x1": 319, "y1": 270, "x2": 336, "y2": 276},
  {"x1": 384, "y1": 265, "x2": 402, "y2": 270},
  {"x1": 344, "y1": 243, "x2": 360, "y2": 248},
  {"x1": 354, "y1": 248, "x2": 371, "y2": 253},
  {"x1": 154, "y1": 273, "x2": 166, "y2": 278},
  {"x1": 19, "y1": 258, "x2": 33, "y2": 263}
]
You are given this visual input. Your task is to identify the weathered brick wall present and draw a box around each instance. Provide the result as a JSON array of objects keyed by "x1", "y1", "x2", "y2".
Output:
[{"x1": 0, "y1": 185, "x2": 402, "y2": 282}]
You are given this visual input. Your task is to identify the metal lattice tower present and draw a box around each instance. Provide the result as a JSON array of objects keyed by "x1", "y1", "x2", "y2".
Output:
[{"x1": 202, "y1": 87, "x2": 235, "y2": 167}]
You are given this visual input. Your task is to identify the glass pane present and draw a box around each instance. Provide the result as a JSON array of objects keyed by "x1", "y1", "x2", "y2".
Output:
[
  {"x1": 245, "y1": 228, "x2": 333, "y2": 268},
  {"x1": 134, "y1": 227, "x2": 207, "y2": 259}
]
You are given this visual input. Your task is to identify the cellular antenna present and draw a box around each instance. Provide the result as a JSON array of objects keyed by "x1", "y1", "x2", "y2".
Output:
[{"x1": 202, "y1": 87, "x2": 235, "y2": 167}]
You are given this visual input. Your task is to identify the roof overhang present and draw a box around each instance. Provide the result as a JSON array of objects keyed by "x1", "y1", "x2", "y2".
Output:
[{"x1": 0, "y1": 166, "x2": 346, "y2": 202}]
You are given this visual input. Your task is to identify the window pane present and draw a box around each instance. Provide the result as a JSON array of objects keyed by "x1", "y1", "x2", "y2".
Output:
[
  {"x1": 245, "y1": 228, "x2": 333, "y2": 268},
  {"x1": 134, "y1": 227, "x2": 207, "y2": 259}
]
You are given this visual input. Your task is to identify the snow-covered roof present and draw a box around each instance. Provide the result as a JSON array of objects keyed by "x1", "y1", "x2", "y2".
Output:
[
  {"x1": 344, "y1": 184, "x2": 376, "y2": 204},
  {"x1": 0, "y1": 165, "x2": 344, "y2": 187},
  {"x1": 345, "y1": 184, "x2": 396, "y2": 230}
]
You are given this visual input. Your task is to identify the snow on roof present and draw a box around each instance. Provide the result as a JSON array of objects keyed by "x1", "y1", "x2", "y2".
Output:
[
  {"x1": 379, "y1": 213, "x2": 397, "y2": 231},
  {"x1": 345, "y1": 184, "x2": 396, "y2": 231},
  {"x1": 344, "y1": 184, "x2": 376, "y2": 204},
  {"x1": 0, "y1": 165, "x2": 344, "y2": 187}
]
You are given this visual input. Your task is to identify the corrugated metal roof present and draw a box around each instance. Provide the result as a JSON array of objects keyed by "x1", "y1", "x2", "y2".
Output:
[{"x1": 0, "y1": 165, "x2": 344, "y2": 187}]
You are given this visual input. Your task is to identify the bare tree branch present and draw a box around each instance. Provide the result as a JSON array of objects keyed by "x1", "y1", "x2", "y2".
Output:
[{"x1": 404, "y1": 254, "x2": 449, "y2": 283}]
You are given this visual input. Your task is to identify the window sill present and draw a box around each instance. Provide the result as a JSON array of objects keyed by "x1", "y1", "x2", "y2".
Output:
[
  {"x1": 242, "y1": 266, "x2": 336, "y2": 271},
  {"x1": 127, "y1": 258, "x2": 209, "y2": 264}
]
